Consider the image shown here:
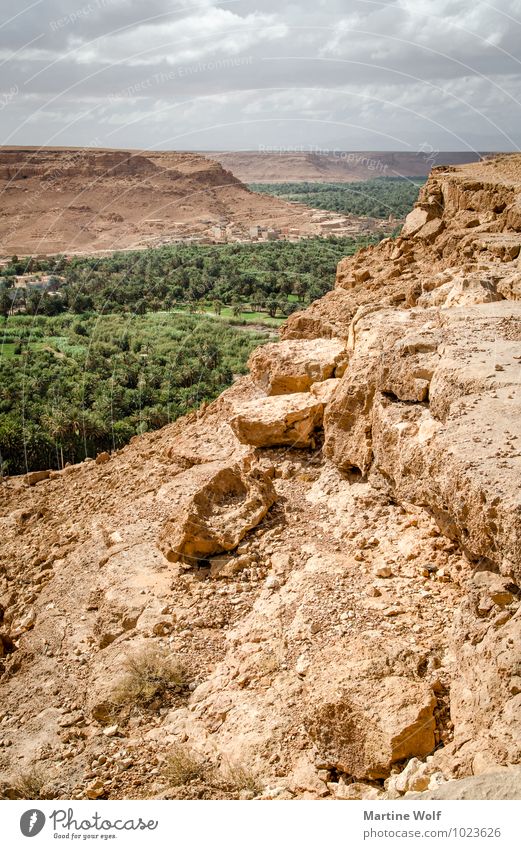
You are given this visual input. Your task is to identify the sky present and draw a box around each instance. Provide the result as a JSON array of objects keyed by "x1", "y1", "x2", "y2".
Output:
[{"x1": 0, "y1": 0, "x2": 520, "y2": 152}]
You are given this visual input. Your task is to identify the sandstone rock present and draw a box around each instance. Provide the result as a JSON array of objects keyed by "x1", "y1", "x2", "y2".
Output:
[
  {"x1": 157, "y1": 457, "x2": 276, "y2": 564},
  {"x1": 209, "y1": 553, "x2": 251, "y2": 579},
  {"x1": 86, "y1": 779, "x2": 106, "y2": 799},
  {"x1": 408, "y1": 768, "x2": 521, "y2": 800},
  {"x1": 330, "y1": 779, "x2": 381, "y2": 800},
  {"x1": 230, "y1": 394, "x2": 324, "y2": 448},
  {"x1": 247, "y1": 338, "x2": 345, "y2": 395},
  {"x1": 391, "y1": 757, "x2": 431, "y2": 793},
  {"x1": 288, "y1": 755, "x2": 329, "y2": 796},
  {"x1": 305, "y1": 677, "x2": 437, "y2": 779},
  {"x1": 374, "y1": 564, "x2": 393, "y2": 578},
  {"x1": 401, "y1": 207, "x2": 435, "y2": 237},
  {"x1": 24, "y1": 470, "x2": 50, "y2": 486},
  {"x1": 325, "y1": 301, "x2": 521, "y2": 580},
  {"x1": 310, "y1": 378, "x2": 340, "y2": 404}
]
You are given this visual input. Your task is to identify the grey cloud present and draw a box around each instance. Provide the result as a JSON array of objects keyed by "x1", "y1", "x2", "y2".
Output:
[{"x1": 0, "y1": 0, "x2": 519, "y2": 151}]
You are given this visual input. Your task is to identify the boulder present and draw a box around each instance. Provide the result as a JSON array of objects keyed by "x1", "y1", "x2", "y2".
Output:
[
  {"x1": 407, "y1": 768, "x2": 521, "y2": 800},
  {"x1": 157, "y1": 456, "x2": 276, "y2": 565},
  {"x1": 230, "y1": 393, "x2": 324, "y2": 448},
  {"x1": 247, "y1": 338, "x2": 345, "y2": 395},
  {"x1": 401, "y1": 207, "x2": 434, "y2": 238},
  {"x1": 24, "y1": 470, "x2": 50, "y2": 486},
  {"x1": 305, "y1": 676, "x2": 436, "y2": 780}
]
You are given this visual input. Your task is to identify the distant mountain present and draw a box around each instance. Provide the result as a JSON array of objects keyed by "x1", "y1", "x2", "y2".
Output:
[
  {"x1": 0, "y1": 147, "x2": 330, "y2": 256},
  {"x1": 209, "y1": 150, "x2": 488, "y2": 183}
]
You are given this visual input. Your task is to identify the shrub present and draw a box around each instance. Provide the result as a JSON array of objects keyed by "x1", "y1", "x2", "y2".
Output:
[
  {"x1": 111, "y1": 647, "x2": 188, "y2": 709},
  {"x1": 10, "y1": 766, "x2": 52, "y2": 800},
  {"x1": 220, "y1": 761, "x2": 262, "y2": 796},
  {"x1": 163, "y1": 745, "x2": 207, "y2": 787}
]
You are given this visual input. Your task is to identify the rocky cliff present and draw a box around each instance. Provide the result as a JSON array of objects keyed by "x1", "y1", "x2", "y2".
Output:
[{"x1": 1, "y1": 154, "x2": 521, "y2": 801}]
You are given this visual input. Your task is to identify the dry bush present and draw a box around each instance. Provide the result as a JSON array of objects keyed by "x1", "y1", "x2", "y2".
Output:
[
  {"x1": 220, "y1": 760, "x2": 262, "y2": 796},
  {"x1": 11, "y1": 766, "x2": 52, "y2": 800},
  {"x1": 163, "y1": 744, "x2": 208, "y2": 787},
  {"x1": 111, "y1": 647, "x2": 188, "y2": 709}
]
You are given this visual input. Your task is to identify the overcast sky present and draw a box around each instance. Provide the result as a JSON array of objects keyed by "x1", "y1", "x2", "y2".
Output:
[{"x1": 1, "y1": 0, "x2": 520, "y2": 151}]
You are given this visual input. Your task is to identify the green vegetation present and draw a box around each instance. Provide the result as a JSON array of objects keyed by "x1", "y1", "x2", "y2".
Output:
[
  {"x1": 0, "y1": 235, "x2": 386, "y2": 475},
  {"x1": 0, "y1": 236, "x2": 376, "y2": 319},
  {"x1": 0, "y1": 312, "x2": 270, "y2": 475},
  {"x1": 249, "y1": 177, "x2": 426, "y2": 219}
]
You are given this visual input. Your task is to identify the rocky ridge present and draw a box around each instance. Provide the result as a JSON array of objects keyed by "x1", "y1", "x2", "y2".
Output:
[{"x1": 1, "y1": 154, "x2": 521, "y2": 801}]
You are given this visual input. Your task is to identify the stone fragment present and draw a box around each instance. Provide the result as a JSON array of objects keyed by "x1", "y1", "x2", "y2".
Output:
[
  {"x1": 158, "y1": 456, "x2": 276, "y2": 565},
  {"x1": 24, "y1": 470, "x2": 50, "y2": 486},
  {"x1": 86, "y1": 779, "x2": 106, "y2": 799},
  {"x1": 305, "y1": 677, "x2": 436, "y2": 779}
]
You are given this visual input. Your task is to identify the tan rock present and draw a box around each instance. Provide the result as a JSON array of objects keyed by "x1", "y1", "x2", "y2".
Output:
[
  {"x1": 401, "y1": 207, "x2": 434, "y2": 237},
  {"x1": 230, "y1": 393, "x2": 324, "y2": 448},
  {"x1": 157, "y1": 456, "x2": 276, "y2": 564},
  {"x1": 305, "y1": 677, "x2": 436, "y2": 779},
  {"x1": 24, "y1": 470, "x2": 50, "y2": 486},
  {"x1": 247, "y1": 338, "x2": 345, "y2": 395},
  {"x1": 310, "y1": 378, "x2": 340, "y2": 404},
  {"x1": 408, "y1": 768, "x2": 521, "y2": 800}
]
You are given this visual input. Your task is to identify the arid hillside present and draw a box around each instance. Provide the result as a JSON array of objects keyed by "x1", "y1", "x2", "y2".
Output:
[
  {"x1": 0, "y1": 147, "x2": 361, "y2": 257},
  {"x1": 1, "y1": 154, "x2": 521, "y2": 801},
  {"x1": 209, "y1": 150, "x2": 485, "y2": 183}
]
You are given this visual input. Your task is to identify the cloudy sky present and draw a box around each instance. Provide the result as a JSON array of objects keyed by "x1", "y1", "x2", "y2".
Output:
[{"x1": 1, "y1": 0, "x2": 520, "y2": 151}]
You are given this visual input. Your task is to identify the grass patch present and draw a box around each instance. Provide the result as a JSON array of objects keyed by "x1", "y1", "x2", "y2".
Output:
[
  {"x1": 220, "y1": 760, "x2": 263, "y2": 796},
  {"x1": 162, "y1": 745, "x2": 263, "y2": 798}
]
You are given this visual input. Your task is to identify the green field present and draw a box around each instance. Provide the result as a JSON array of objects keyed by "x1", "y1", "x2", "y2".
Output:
[
  {"x1": 0, "y1": 231, "x2": 395, "y2": 474},
  {"x1": 249, "y1": 177, "x2": 426, "y2": 220}
]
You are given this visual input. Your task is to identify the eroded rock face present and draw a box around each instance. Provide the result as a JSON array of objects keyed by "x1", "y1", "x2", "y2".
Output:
[
  {"x1": 157, "y1": 456, "x2": 276, "y2": 564},
  {"x1": 323, "y1": 307, "x2": 441, "y2": 474},
  {"x1": 324, "y1": 301, "x2": 521, "y2": 581},
  {"x1": 408, "y1": 768, "x2": 521, "y2": 800},
  {"x1": 229, "y1": 393, "x2": 324, "y2": 448},
  {"x1": 248, "y1": 338, "x2": 345, "y2": 395},
  {"x1": 305, "y1": 677, "x2": 436, "y2": 779}
]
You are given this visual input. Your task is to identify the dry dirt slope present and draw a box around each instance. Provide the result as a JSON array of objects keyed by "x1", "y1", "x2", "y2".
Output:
[
  {"x1": 1, "y1": 154, "x2": 521, "y2": 801},
  {"x1": 0, "y1": 147, "x2": 324, "y2": 256}
]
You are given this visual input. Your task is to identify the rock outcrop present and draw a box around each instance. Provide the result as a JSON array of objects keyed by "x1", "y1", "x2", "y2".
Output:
[
  {"x1": 230, "y1": 393, "x2": 325, "y2": 448},
  {"x1": 247, "y1": 338, "x2": 346, "y2": 395},
  {"x1": 1, "y1": 154, "x2": 521, "y2": 801}
]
